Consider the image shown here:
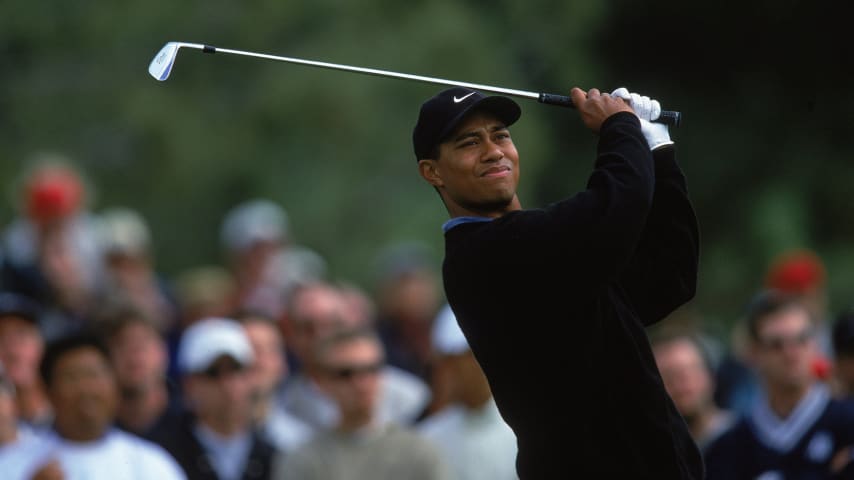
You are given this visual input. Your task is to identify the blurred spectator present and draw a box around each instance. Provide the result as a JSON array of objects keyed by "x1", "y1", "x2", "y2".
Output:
[
  {"x1": 417, "y1": 305, "x2": 517, "y2": 480},
  {"x1": 373, "y1": 242, "x2": 442, "y2": 383},
  {"x1": 0, "y1": 292, "x2": 52, "y2": 429},
  {"x1": 29, "y1": 332, "x2": 185, "y2": 479},
  {"x1": 705, "y1": 290, "x2": 854, "y2": 479},
  {"x1": 272, "y1": 327, "x2": 449, "y2": 480},
  {"x1": 279, "y1": 282, "x2": 429, "y2": 431},
  {"x1": 1, "y1": 158, "x2": 104, "y2": 338},
  {"x1": 235, "y1": 311, "x2": 311, "y2": 453},
  {"x1": 0, "y1": 365, "x2": 17, "y2": 445},
  {"x1": 220, "y1": 199, "x2": 290, "y2": 319},
  {"x1": 168, "y1": 265, "x2": 237, "y2": 381},
  {"x1": 94, "y1": 301, "x2": 179, "y2": 436},
  {"x1": 95, "y1": 207, "x2": 179, "y2": 334},
  {"x1": 0, "y1": 362, "x2": 52, "y2": 479},
  {"x1": 174, "y1": 266, "x2": 237, "y2": 327},
  {"x1": 220, "y1": 199, "x2": 327, "y2": 322},
  {"x1": 765, "y1": 249, "x2": 831, "y2": 355},
  {"x1": 717, "y1": 249, "x2": 832, "y2": 417},
  {"x1": 337, "y1": 281, "x2": 376, "y2": 330},
  {"x1": 652, "y1": 330, "x2": 734, "y2": 451},
  {"x1": 150, "y1": 317, "x2": 274, "y2": 480},
  {"x1": 713, "y1": 329, "x2": 761, "y2": 417},
  {"x1": 832, "y1": 309, "x2": 854, "y2": 397}
]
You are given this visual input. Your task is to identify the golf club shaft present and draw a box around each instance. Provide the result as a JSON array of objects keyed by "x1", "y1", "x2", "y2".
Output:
[{"x1": 183, "y1": 43, "x2": 682, "y2": 126}]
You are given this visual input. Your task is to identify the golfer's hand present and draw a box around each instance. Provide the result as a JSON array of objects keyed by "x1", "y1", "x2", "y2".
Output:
[
  {"x1": 611, "y1": 87, "x2": 674, "y2": 150},
  {"x1": 570, "y1": 87, "x2": 634, "y2": 133}
]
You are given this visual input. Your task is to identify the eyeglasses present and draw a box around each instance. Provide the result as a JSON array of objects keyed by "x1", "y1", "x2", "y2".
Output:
[
  {"x1": 323, "y1": 362, "x2": 383, "y2": 380},
  {"x1": 758, "y1": 328, "x2": 815, "y2": 352}
]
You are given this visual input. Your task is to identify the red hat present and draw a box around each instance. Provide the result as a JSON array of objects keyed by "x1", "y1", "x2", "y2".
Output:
[
  {"x1": 24, "y1": 165, "x2": 84, "y2": 224},
  {"x1": 764, "y1": 249, "x2": 826, "y2": 294}
]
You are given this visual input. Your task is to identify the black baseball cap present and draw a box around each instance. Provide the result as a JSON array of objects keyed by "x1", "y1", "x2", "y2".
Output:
[
  {"x1": 0, "y1": 292, "x2": 42, "y2": 325},
  {"x1": 412, "y1": 87, "x2": 521, "y2": 161}
]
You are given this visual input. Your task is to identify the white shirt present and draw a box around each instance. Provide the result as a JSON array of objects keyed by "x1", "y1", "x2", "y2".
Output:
[
  {"x1": 1, "y1": 428, "x2": 186, "y2": 480},
  {"x1": 261, "y1": 407, "x2": 313, "y2": 453},
  {"x1": 0, "y1": 426, "x2": 52, "y2": 480},
  {"x1": 193, "y1": 424, "x2": 252, "y2": 480},
  {"x1": 418, "y1": 400, "x2": 518, "y2": 480}
]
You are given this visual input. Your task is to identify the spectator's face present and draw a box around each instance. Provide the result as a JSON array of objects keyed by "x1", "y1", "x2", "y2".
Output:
[
  {"x1": 752, "y1": 307, "x2": 817, "y2": 390},
  {"x1": 440, "y1": 351, "x2": 492, "y2": 407},
  {"x1": 243, "y1": 320, "x2": 285, "y2": 396},
  {"x1": 654, "y1": 339, "x2": 713, "y2": 418},
  {"x1": 185, "y1": 356, "x2": 253, "y2": 428},
  {"x1": 318, "y1": 338, "x2": 383, "y2": 422},
  {"x1": 287, "y1": 287, "x2": 348, "y2": 364},
  {"x1": 48, "y1": 347, "x2": 118, "y2": 441},
  {"x1": 105, "y1": 253, "x2": 150, "y2": 287},
  {"x1": 234, "y1": 239, "x2": 279, "y2": 279},
  {"x1": 108, "y1": 322, "x2": 167, "y2": 390},
  {"x1": 379, "y1": 271, "x2": 439, "y2": 324},
  {"x1": 0, "y1": 317, "x2": 44, "y2": 388},
  {"x1": 422, "y1": 111, "x2": 520, "y2": 217}
]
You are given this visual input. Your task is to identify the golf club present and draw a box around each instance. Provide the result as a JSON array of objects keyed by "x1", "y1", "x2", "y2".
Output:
[{"x1": 149, "y1": 41, "x2": 681, "y2": 126}]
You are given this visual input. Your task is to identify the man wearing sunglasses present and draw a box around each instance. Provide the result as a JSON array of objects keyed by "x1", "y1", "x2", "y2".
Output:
[
  {"x1": 705, "y1": 290, "x2": 854, "y2": 479},
  {"x1": 273, "y1": 327, "x2": 449, "y2": 480},
  {"x1": 150, "y1": 317, "x2": 275, "y2": 480}
]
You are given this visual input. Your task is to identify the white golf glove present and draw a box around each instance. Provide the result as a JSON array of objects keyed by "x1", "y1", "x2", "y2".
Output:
[{"x1": 611, "y1": 87, "x2": 673, "y2": 150}]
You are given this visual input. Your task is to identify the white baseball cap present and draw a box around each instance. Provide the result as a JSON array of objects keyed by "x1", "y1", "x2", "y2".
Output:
[
  {"x1": 177, "y1": 317, "x2": 254, "y2": 374},
  {"x1": 432, "y1": 304, "x2": 470, "y2": 356}
]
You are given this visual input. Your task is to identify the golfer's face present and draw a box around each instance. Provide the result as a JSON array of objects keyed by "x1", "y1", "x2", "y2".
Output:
[{"x1": 434, "y1": 111, "x2": 520, "y2": 216}]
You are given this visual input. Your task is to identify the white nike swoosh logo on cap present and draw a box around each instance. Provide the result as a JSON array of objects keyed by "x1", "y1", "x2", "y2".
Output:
[{"x1": 453, "y1": 92, "x2": 476, "y2": 103}]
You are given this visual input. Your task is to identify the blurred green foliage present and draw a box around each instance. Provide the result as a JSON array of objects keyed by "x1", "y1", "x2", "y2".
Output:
[{"x1": 1, "y1": 0, "x2": 852, "y2": 333}]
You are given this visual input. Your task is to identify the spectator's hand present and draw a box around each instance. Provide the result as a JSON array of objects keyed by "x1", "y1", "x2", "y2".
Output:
[
  {"x1": 570, "y1": 87, "x2": 634, "y2": 133},
  {"x1": 30, "y1": 459, "x2": 64, "y2": 480},
  {"x1": 611, "y1": 87, "x2": 674, "y2": 150}
]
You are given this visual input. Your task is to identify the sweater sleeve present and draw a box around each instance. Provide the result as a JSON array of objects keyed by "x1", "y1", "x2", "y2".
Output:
[
  {"x1": 618, "y1": 146, "x2": 700, "y2": 326},
  {"x1": 540, "y1": 111, "x2": 656, "y2": 283}
]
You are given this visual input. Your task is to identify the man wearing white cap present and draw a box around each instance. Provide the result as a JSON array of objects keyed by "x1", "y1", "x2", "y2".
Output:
[
  {"x1": 149, "y1": 317, "x2": 275, "y2": 480},
  {"x1": 417, "y1": 304, "x2": 518, "y2": 480}
]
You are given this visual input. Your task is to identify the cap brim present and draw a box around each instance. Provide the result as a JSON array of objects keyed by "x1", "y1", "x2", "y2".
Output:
[{"x1": 437, "y1": 95, "x2": 521, "y2": 144}]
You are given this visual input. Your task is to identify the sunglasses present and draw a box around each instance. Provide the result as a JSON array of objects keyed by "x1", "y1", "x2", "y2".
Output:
[
  {"x1": 758, "y1": 328, "x2": 815, "y2": 352},
  {"x1": 201, "y1": 363, "x2": 245, "y2": 380},
  {"x1": 324, "y1": 362, "x2": 383, "y2": 380}
]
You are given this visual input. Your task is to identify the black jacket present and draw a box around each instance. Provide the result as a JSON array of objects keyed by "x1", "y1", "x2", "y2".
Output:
[
  {"x1": 442, "y1": 112, "x2": 703, "y2": 479},
  {"x1": 148, "y1": 411, "x2": 275, "y2": 480}
]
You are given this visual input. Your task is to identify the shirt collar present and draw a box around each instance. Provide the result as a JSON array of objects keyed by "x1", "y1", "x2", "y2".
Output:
[
  {"x1": 442, "y1": 216, "x2": 494, "y2": 233},
  {"x1": 748, "y1": 383, "x2": 831, "y2": 453}
]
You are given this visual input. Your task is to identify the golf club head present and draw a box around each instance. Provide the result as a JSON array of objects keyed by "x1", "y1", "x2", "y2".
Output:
[
  {"x1": 149, "y1": 42, "x2": 180, "y2": 81},
  {"x1": 149, "y1": 42, "x2": 207, "y2": 81}
]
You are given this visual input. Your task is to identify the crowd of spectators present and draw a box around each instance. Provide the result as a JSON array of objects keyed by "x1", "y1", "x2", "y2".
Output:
[{"x1": 2, "y1": 158, "x2": 854, "y2": 479}]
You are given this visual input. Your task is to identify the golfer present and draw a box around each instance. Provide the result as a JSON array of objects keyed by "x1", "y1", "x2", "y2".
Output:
[{"x1": 413, "y1": 86, "x2": 703, "y2": 479}]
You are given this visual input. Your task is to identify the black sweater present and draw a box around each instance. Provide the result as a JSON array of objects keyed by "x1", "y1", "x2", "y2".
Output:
[{"x1": 442, "y1": 112, "x2": 703, "y2": 479}]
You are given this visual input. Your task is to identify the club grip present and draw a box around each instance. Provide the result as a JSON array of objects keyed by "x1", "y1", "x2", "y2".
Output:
[{"x1": 538, "y1": 93, "x2": 681, "y2": 127}]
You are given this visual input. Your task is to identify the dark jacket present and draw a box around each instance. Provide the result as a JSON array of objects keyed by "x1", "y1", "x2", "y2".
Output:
[
  {"x1": 148, "y1": 411, "x2": 275, "y2": 480},
  {"x1": 442, "y1": 112, "x2": 702, "y2": 479}
]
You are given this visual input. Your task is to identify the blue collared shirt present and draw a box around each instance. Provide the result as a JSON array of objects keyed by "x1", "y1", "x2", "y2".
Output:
[{"x1": 442, "y1": 216, "x2": 494, "y2": 233}]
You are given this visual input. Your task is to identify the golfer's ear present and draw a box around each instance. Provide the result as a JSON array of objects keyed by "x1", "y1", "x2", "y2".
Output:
[{"x1": 418, "y1": 159, "x2": 443, "y2": 187}]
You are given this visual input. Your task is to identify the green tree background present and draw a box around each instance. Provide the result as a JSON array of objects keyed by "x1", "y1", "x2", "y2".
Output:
[{"x1": 2, "y1": 0, "x2": 852, "y2": 334}]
